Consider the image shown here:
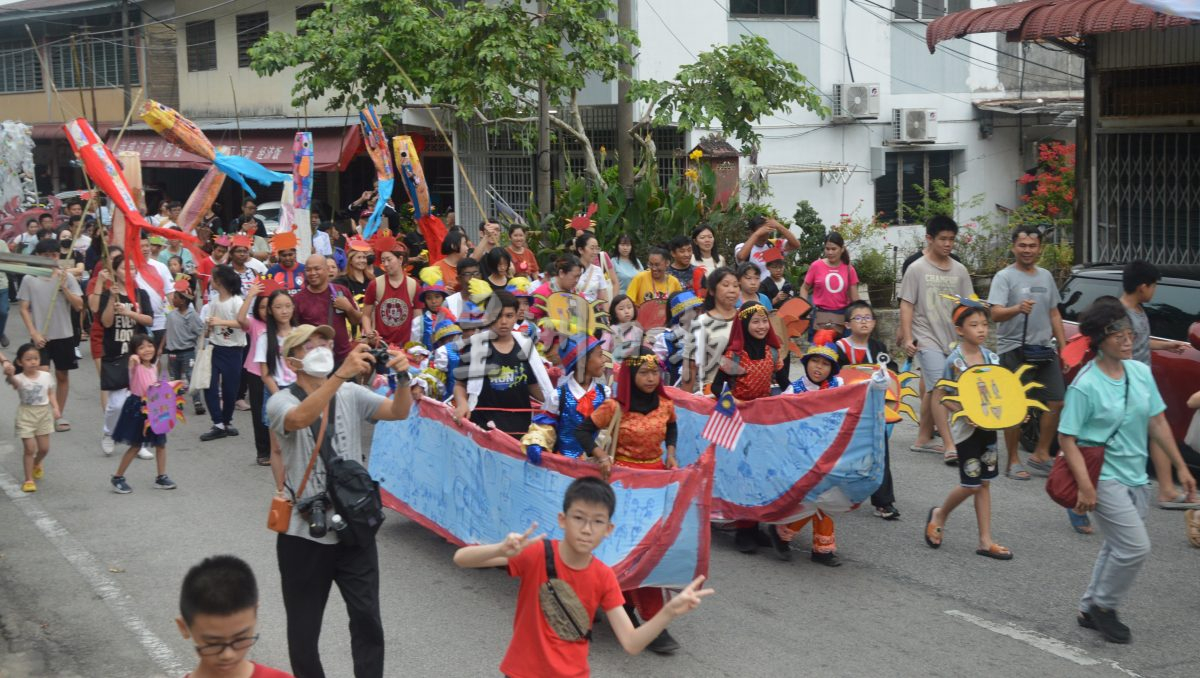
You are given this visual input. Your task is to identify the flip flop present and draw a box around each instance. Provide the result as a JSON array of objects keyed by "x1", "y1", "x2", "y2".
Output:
[
  {"x1": 1157, "y1": 493, "x2": 1200, "y2": 510},
  {"x1": 924, "y1": 507, "x2": 942, "y2": 549},
  {"x1": 910, "y1": 442, "x2": 945, "y2": 454},
  {"x1": 976, "y1": 544, "x2": 1013, "y2": 560},
  {"x1": 1186, "y1": 509, "x2": 1200, "y2": 548},
  {"x1": 1066, "y1": 508, "x2": 1093, "y2": 535},
  {"x1": 1024, "y1": 457, "x2": 1053, "y2": 477},
  {"x1": 1006, "y1": 463, "x2": 1031, "y2": 480},
  {"x1": 54, "y1": 418, "x2": 71, "y2": 432}
]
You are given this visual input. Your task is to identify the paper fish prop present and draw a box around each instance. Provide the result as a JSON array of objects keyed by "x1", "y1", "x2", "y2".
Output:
[
  {"x1": 139, "y1": 100, "x2": 287, "y2": 198},
  {"x1": 63, "y1": 118, "x2": 197, "y2": 301},
  {"x1": 936, "y1": 364, "x2": 1048, "y2": 430},
  {"x1": 358, "y1": 106, "x2": 395, "y2": 238},
  {"x1": 177, "y1": 164, "x2": 226, "y2": 235},
  {"x1": 841, "y1": 362, "x2": 918, "y2": 424},
  {"x1": 393, "y1": 135, "x2": 430, "y2": 219},
  {"x1": 293, "y1": 132, "x2": 313, "y2": 210}
]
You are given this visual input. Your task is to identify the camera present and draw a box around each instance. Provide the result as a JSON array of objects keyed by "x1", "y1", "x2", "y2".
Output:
[
  {"x1": 297, "y1": 494, "x2": 330, "y2": 538},
  {"x1": 367, "y1": 346, "x2": 392, "y2": 376}
]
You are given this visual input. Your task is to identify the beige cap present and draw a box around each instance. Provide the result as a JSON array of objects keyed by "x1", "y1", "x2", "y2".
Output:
[{"x1": 281, "y1": 324, "x2": 335, "y2": 357}]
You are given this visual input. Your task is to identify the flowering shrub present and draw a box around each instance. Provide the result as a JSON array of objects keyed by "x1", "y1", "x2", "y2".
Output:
[{"x1": 1016, "y1": 141, "x2": 1075, "y2": 232}]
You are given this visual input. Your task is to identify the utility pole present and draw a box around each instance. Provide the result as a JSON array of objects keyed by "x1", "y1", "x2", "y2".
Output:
[
  {"x1": 535, "y1": 0, "x2": 552, "y2": 217},
  {"x1": 121, "y1": 0, "x2": 132, "y2": 116},
  {"x1": 616, "y1": 0, "x2": 633, "y2": 197}
]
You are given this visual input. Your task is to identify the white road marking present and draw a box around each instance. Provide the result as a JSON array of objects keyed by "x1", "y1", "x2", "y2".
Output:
[
  {"x1": 0, "y1": 464, "x2": 185, "y2": 675},
  {"x1": 946, "y1": 610, "x2": 1142, "y2": 677}
]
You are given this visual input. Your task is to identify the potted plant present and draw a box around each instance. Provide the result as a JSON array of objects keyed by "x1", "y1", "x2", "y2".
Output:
[{"x1": 854, "y1": 247, "x2": 896, "y2": 308}]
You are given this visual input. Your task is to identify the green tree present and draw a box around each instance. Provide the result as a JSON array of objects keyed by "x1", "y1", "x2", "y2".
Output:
[{"x1": 250, "y1": 2, "x2": 825, "y2": 188}]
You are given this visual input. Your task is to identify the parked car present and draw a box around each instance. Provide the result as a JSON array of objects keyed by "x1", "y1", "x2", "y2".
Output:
[
  {"x1": 1026, "y1": 265, "x2": 1200, "y2": 474},
  {"x1": 255, "y1": 201, "x2": 282, "y2": 235}
]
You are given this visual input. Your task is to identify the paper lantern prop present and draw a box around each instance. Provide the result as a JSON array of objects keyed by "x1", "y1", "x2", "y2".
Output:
[
  {"x1": 143, "y1": 380, "x2": 186, "y2": 435},
  {"x1": 936, "y1": 365, "x2": 1049, "y2": 431},
  {"x1": 293, "y1": 132, "x2": 313, "y2": 210},
  {"x1": 358, "y1": 106, "x2": 395, "y2": 238}
]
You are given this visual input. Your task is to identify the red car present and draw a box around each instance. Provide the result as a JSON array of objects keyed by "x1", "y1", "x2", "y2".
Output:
[{"x1": 1050, "y1": 265, "x2": 1200, "y2": 473}]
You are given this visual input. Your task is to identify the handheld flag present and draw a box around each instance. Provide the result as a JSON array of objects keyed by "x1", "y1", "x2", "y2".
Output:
[{"x1": 701, "y1": 385, "x2": 745, "y2": 451}]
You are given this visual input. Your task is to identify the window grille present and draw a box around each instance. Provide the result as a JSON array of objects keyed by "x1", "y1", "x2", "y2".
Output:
[
  {"x1": 49, "y1": 38, "x2": 139, "y2": 89},
  {"x1": 236, "y1": 12, "x2": 269, "y2": 68},
  {"x1": 186, "y1": 21, "x2": 216, "y2": 72},
  {"x1": 1100, "y1": 66, "x2": 1200, "y2": 118},
  {"x1": 0, "y1": 41, "x2": 43, "y2": 93},
  {"x1": 487, "y1": 155, "x2": 535, "y2": 216},
  {"x1": 730, "y1": 0, "x2": 818, "y2": 18},
  {"x1": 296, "y1": 4, "x2": 321, "y2": 35},
  {"x1": 891, "y1": 0, "x2": 969, "y2": 21},
  {"x1": 874, "y1": 150, "x2": 953, "y2": 225}
]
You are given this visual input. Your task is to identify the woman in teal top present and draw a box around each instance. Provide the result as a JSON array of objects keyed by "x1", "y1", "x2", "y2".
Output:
[{"x1": 1058, "y1": 299, "x2": 1196, "y2": 644}]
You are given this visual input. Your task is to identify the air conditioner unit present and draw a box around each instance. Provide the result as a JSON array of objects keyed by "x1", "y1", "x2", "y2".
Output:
[
  {"x1": 893, "y1": 108, "x2": 938, "y2": 143},
  {"x1": 832, "y1": 83, "x2": 880, "y2": 120}
]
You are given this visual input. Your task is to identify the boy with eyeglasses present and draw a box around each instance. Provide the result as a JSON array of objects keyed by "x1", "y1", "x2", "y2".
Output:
[
  {"x1": 177, "y1": 555, "x2": 291, "y2": 677},
  {"x1": 834, "y1": 300, "x2": 902, "y2": 520}
]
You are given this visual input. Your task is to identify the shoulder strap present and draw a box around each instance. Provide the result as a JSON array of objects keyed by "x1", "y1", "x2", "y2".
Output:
[
  {"x1": 286, "y1": 383, "x2": 331, "y2": 502},
  {"x1": 544, "y1": 539, "x2": 557, "y2": 579}
]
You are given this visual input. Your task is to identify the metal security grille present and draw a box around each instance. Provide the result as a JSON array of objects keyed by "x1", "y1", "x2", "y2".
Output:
[
  {"x1": 1095, "y1": 131, "x2": 1200, "y2": 265},
  {"x1": 236, "y1": 12, "x2": 269, "y2": 68},
  {"x1": 49, "y1": 38, "x2": 139, "y2": 89},
  {"x1": 186, "y1": 21, "x2": 217, "y2": 72},
  {"x1": 0, "y1": 41, "x2": 42, "y2": 93},
  {"x1": 488, "y1": 155, "x2": 534, "y2": 216}
]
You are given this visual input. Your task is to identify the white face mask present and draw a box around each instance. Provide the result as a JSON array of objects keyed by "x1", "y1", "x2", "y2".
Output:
[{"x1": 299, "y1": 346, "x2": 334, "y2": 377}]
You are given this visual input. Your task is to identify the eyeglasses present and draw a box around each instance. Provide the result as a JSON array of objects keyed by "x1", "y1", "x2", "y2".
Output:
[
  {"x1": 850, "y1": 315, "x2": 875, "y2": 323},
  {"x1": 194, "y1": 634, "x2": 259, "y2": 656},
  {"x1": 567, "y1": 514, "x2": 610, "y2": 531}
]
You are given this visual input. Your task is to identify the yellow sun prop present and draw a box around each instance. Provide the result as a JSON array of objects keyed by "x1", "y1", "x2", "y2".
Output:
[
  {"x1": 841, "y1": 363, "x2": 919, "y2": 424},
  {"x1": 936, "y1": 364, "x2": 1048, "y2": 431},
  {"x1": 535, "y1": 291, "x2": 607, "y2": 338}
]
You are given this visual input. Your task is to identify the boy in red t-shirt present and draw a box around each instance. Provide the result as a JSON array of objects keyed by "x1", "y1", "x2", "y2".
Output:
[
  {"x1": 177, "y1": 555, "x2": 293, "y2": 678},
  {"x1": 454, "y1": 477, "x2": 713, "y2": 678}
]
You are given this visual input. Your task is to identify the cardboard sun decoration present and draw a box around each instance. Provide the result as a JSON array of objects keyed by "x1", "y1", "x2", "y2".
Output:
[
  {"x1": 936, "y1": 364, "x2": 1049, "y2": 431},
  {"x1": 537, "y1": 291, "x2": 606, "y2": 339}
]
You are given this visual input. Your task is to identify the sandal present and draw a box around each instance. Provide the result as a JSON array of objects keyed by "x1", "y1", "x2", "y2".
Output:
[
  {"x1": 1006, "y1": 463, "x2": 1031, "y2": 480},
  {"x1": 910, "y1": 442, "x2": 944, "y2": 454},
  {"x1": 1067, "y1": 508, "x2": 1093, "y2": 535},
  {"x1": 1157, "y1": 493, "x2": 1200, "y2": 510},
  {"x1": 55, "y1": 418, "x2": 71, "y2": 432},
  {"x1": 976, "y1": 543, "x2": 1013, "y2": 560},
  {"x1": 924, "y1": 507, "x2": 942, "y2": 549},
  {"x1": 1185, "y1": 509, "x2": 1200, "y2": 548}
]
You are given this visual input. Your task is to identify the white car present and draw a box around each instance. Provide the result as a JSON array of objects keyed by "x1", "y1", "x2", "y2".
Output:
[{"x1": 256, "y1": 201, "x2": 282, "y2": 235}]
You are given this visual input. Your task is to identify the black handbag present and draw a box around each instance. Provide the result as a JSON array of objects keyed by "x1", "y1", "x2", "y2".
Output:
[
  {"x1": 100, "y1": 356, "x2": 130, "y2": 391},
  {"x1": 1018, "y1": 314, "x2": 1056, "y2": 364}
]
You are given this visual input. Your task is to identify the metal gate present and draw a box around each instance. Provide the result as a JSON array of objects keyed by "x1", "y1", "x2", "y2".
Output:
[{"x1": 1095, "y1": 130, "x2": 1200, "y2": 265}]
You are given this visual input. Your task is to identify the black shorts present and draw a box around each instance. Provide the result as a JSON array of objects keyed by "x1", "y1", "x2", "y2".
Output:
[
  {"x1": 999, "y1": 349, "x2": 1065, "y2": 403},
  {"x1": 39, "y1": 337, "x2": 79, "y2": 372},
  {"x1": 958, "y1": 428, "x2": 998, "y2": 488}
]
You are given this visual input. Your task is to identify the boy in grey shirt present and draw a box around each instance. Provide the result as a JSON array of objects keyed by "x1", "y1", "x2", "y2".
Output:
[{"x1": 164, "y1": 281, "x2": 206, "y2": 414}]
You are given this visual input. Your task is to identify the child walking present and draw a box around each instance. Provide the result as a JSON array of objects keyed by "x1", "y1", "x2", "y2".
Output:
[
  {"x1": 111, "y1": 334, "x2": 176, "y2": 493},
  {"x1": 4, "y1": 345, "x2": 59, "y2": 492},
  {"x1": 164, "y1": 280, "x2": 205, "y2": 416},
  {"x1": 924, "y1": 302, "x2": 1012, "y2": 560},
  {"x1": 254, "y1": 289, "x2": 295, "y2": 467},
  {"x1": 198, "y1": 265, "x2": 245, "y2": 442},
  {"x1": 453, "y1": 477, "x2": 712, "y2": 678}
]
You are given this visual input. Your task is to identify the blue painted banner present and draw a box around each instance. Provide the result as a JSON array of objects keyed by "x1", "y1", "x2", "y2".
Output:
[
  {"x1": 370, "y1": 398, "x2": 715, "y2": 589},
  {"x1": 669, "y1": 381, "x2": 886, "y2": 523}
]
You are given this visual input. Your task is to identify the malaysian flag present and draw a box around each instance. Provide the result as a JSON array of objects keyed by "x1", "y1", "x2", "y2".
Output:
[{"x1": 701, "y1": 385, "x2": 745, "y2": 451}]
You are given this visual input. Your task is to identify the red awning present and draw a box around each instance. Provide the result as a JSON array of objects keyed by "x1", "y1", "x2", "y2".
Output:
[
  {"x1": 31, "y1": 122, "x2": 113, "y2": 140},
  {"x1": 104, "y1": 125, "x2": 362, "y2": 172},
  {"x1": 926, "y1": 0, "x2": 1196, "y2": 53}
]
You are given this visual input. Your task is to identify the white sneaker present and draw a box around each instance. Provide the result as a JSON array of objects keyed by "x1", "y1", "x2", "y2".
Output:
[
  {"x1": 101, "y1": 435, "x2": 114, "y2": 456},
  {"x1": 137, "y1": 445, "x2": 155, "y2": 460}
]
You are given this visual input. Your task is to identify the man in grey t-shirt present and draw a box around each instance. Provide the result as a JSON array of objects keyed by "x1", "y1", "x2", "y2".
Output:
[
  {"x1": 265, "y1": 325, "x2": 411, "y2": 677},
  {"x1": 987, "y1": 226, "x2": 1068, "y2": 478},
  {"x1": 17, "y1": 239, "x2": 84, "y2": 429},
  {"x1": 898, "y1": 216, "x2": 973, "y2": 462}
]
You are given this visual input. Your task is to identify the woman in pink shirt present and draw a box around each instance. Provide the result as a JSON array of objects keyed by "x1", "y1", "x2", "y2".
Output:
[{"x1": 799, "y1": 232, "x2": 859, "y2": 336}]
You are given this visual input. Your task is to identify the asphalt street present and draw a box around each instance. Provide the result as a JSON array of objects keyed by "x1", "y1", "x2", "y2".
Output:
[{"x1": 0, "y1": 321, "x2": 1197, "y2": 677}]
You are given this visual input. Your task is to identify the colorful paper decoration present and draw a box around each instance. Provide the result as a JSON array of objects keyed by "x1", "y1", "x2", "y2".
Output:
[{"x1": 936, "y1": 364, "x2": 1049, "y2": 430}]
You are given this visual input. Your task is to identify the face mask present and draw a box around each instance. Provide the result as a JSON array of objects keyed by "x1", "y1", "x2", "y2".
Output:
[
  {"x1": 299, "y1": 346, "x2": 334, "y2": 377},
  {"x1": 60, "y1": 239, "x2": 72, "y2": 247}
]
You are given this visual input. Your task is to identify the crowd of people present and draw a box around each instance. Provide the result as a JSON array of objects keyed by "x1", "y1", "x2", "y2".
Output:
[{"x1": 3, "y1": 194, "x2": 1199, "y2": 677}]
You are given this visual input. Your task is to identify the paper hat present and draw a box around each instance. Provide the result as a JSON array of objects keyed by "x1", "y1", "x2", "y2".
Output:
[
  {"x1": 347, "y1": 237, "x2": 372, "y2": 252},
  {"x1": 370, "y1": 234, "x2": 405, "y2": 257},
  {"x1": 230, "y1": 234, "x2": 253, "y2": 249},
  {"x1": 669, "y1": 291, "x2": 703, "y2": 323},
  {"x1": 506, "y1": 276, "x2": 535, "y2": 298},
  {"x1": 761, "y1": 246, "x2": 784, "y2": 264},
  {"x1": 257, "y1": 277, "x2": 284, "y2": 297},
  {"x1": 418, "y1": 266, "x2": 448, "y2": 299},
  {"x1": 171, "y1": 279, "x2": 193, "y2": 297},
  {"x1": 213, "y1": 235, "x2": 232, "y2": 248},
  {"x1": 271, "y1": 230, "x2": 298, "y2": 253},
  {"x1": 281, "y1": 324, "x2": 335, "y2": 357},
  {"x1": 801, "y1": 343, "x2": 841, "y2": 375},
  {"x1": 432, "y1": 318, "x2": 463, "y2": 343},
  {"x1": 558, "y1": 335, "x2": 601, "y2": 373},
  {"x1": 148, "y1": 235, "x2": 167, "y2": 246}
]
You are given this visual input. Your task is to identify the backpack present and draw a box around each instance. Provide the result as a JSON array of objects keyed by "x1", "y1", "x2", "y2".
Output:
[{"x1": 288, "y1": 384, "x2": 386, "y2": 546}]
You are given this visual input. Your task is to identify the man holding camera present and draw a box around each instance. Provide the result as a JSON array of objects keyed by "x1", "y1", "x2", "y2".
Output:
[{"x1": 267, "y1": 324, "x2": 411, "y2": 678}]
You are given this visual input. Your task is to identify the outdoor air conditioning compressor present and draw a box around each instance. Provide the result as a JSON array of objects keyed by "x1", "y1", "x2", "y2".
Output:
[{"x1": 893, "y1": 108, "x2": 938, "y2": 143}]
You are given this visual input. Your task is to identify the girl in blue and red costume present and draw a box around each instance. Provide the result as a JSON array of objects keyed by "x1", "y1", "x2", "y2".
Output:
[
  {"x1": 711, "y1": 301, "x2": 784, "y2": 554},
  {"x1": 575, "y1": 347, "x2": 683, "y2": 656},
  {"x1": 521, "y1": 335, "x2": 610, "y2": 462},
  {"x1": 411, "y1": 268, "x2": 454, "y2": 350}
]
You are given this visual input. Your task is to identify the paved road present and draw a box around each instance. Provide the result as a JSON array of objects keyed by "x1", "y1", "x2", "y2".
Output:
[{"x1": 1, "y1": 322, "x2": 1197, "y2": 677}]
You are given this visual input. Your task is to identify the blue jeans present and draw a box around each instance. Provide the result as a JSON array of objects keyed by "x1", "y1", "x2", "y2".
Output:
[
  {"x1": 204, "y1": 345, "x2": 243, "y2": 427},
  {"x1": 0, "y1": 288, "x2": 9, "y2": 338},
  {"x1": 1080, "y1": 480, "x2": 1151, "y2": 612},
  {"x1": 165, "y1": 350, "x2": 203, "y2": 407}
]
